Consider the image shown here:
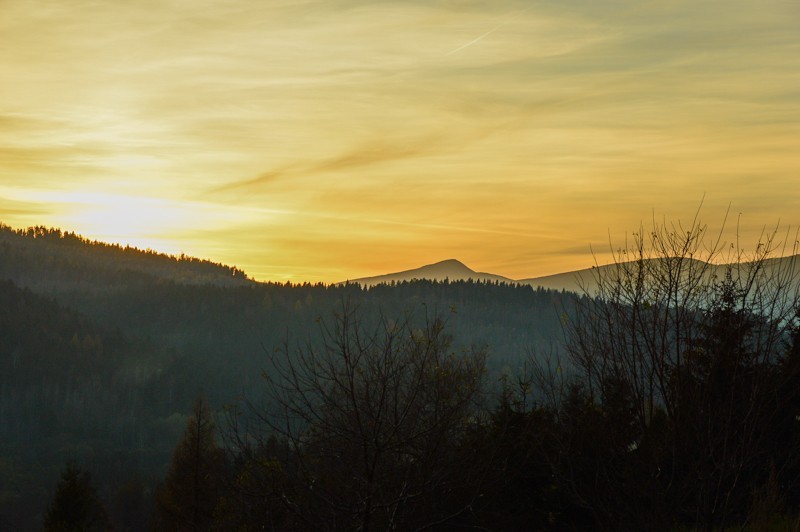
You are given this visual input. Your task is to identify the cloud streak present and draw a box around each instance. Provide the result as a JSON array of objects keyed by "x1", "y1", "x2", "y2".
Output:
[
  {"x1": 1, "y1": 0, "x2": 798, "y2": 282},
  {"x1": 210, "y1": 135, "x2": 444, "y2": 194},
  {"x1": 445, "y1": 27, "x2": 499, "y2": 56}
]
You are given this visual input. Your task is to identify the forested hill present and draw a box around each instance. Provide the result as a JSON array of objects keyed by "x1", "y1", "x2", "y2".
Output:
[
  {"x1": 0, "y1": 224, "x2": 576, "y2": 529},
  {"x1": 0, "y1": 225, "x2": 573, "y2": 375},
  {"x1": 0, "y1": 224, "x2": 251, "y2": 294},
  {"x1": 6, "y1": 223, "x2": 800, "y2": 530},
  {"x1": 0, "y1": 278, "x2": 178, "y2": 531}
]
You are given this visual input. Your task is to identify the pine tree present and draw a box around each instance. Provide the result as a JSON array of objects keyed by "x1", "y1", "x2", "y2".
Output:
[
  {"x1": 44, "y1": 462, "x2": 111, "y2": 531},
  {"x1": 154, "y1": 396, "x2": 225, "y2": 531}
]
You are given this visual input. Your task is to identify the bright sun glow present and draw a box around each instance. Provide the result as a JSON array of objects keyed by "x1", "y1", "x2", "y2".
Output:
[
  {"x1": 1, "y1": 0, "x2": 798, "y2": 282},
  {"x1": 57, "y1": 192, "x2": 187, "y2": 252}
]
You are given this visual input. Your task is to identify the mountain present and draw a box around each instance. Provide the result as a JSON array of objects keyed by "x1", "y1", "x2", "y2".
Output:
[
  {"x1": 520, "y1": 268, "x2": 594, "y2": 293},
  {"x1": 345, "y1": 259, "x2": 514, "y2": 286},
  {"x1": 348, "y1": 255, "x2": 800, "y2": 295},
  {"x1": 520, "y1": 258, "x2": 709, "y2": 294},
  {"x1": 345, "y1": 257, "x2": 602, "y2": 291}
]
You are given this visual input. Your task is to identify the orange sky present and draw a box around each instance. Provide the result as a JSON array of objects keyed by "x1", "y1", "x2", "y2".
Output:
[{"x1": 2, "y1": 0, "x2": 798, "y2": 282}]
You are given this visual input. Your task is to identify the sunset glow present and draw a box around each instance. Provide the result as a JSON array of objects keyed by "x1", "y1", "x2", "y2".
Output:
[{"x1": 2, "y1": 0, "x2": 798, "y2": 282}]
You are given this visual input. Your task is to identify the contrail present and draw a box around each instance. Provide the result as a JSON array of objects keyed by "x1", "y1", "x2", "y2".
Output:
[
  {"x1": 444, "y1": 6, "x2": 530, "y2": 57},
  {"x1": 445, "y1": 26, "x2": 499, "y2": 56}
]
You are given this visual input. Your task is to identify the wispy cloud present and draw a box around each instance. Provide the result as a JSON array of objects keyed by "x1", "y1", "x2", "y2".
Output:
[
  {"x1": 210, "y1": 135, "x2": 443, "y2": 194},
  {"x1": 0, "y1": 195, "x2": 53, "y2": 218},
  {"x1": 1, "y1": 0, "x2": 798, "y2": 281}
]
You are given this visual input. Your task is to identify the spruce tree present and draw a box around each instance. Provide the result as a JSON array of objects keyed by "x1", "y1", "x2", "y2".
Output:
[
  {"x1": 154, "y1": 396, "x2": 225, "y2": 531},
  {"x1": 44, "y1": 462, "x2": 111, "y2": 531}
]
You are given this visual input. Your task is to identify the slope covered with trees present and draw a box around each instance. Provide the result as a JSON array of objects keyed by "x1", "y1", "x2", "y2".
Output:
[
  {"x1": 0, "y1": 224, "x2": 249, "y2": 295},
  {"x1": 0, "y1": 224, "x2": 571, "y2": 529},
  {"x1": 155, "y1": 261, "x2": 800, "y2": 529},
  {"x1": 6, "y1": 220, "x2": 800, "y2": 529},
  {"x1": 153, "y1": 217, "x2": 800, "y2": 530}
]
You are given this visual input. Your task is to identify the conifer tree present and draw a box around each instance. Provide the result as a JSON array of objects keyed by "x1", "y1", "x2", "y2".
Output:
[
  {"x1": 155, "y1": 396, "x2": 225, "y2": 531},
  {"x1": 44, "y1": 462, "x2": 111, "y2": 531}
]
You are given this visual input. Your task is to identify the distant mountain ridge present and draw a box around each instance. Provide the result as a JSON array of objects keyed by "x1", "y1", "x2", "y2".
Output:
[
  {"x1": 347, "y1": 255, "x2": 800, "y2": 294},
  {"x1": 344, "y1": 259, "x2": 513, "y2": 286},
  {"x1": 5, "y1": 223, "x2": 799, "y2": 295},
  {"x1": 344, "y1": 258, "x2": 566, "y2": 288}
]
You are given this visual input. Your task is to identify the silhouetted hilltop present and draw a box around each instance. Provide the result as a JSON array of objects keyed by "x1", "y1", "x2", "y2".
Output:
[
  {"x1": 348, "y1": 255, "x2": 800, "y2": 295},
  {"x1": 521, "y1": 255, "x2": 800, "y2": 294},
  {"x1": 521, "y1": 258, "x2": 707, "y2": 294},
  {"x1": 0, "y1": 223, "x2": 251, "y2": 295},
  {"x1": 345, "y1": 258, "x2": 514, "y2": 286}
]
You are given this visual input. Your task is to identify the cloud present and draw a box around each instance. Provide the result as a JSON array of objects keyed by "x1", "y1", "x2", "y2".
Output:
[
  {"x1": 315, "y1": 139, "x2": 436, "y2": 173},
  {"x1": 210, "y1": 135, "x2": 443, "y2": 194},
  {"x1": 211, "y1": 165, "x2": 299, "y2": 193},
  {"x1": 1, "y1": 0, "x2": 798, "y2": 282},
  {"x1": 0, "y1": 196, "x2": 53, "y2": 218}
]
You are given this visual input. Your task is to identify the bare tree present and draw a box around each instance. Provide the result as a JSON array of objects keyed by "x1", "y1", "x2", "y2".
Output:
[
  {"x1": 227, "y1": 304, "x2": 489, "y2": 531},
  {"x1": 544, "y1": 213, "x2": 800, "y2": 528}
]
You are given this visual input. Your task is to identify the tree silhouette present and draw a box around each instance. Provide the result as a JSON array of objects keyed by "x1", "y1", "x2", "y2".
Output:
[
  {"x1": 155, "y1": 396, "x2": 225, "y2": 531},
  {"x1": 545, "y1": 214, "x2": 800, "y2": 528},
  {"x1": 228, "y1": 304, "x2": 490, "y2": 531},
  {"x1": 43, "y1": 462, "x2": 111, "y2": 531}
]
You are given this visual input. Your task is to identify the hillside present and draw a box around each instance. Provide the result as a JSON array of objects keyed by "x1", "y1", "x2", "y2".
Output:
[
  {"x1": 0, "y1": 278, "x2": 179, "y2": 530},
  {"x1": 5, "y1": 223, "x2": 800, "y2": 529},
  {"x1": 0, "y1": 224, "x2": 251, "y2": 295},
  {"x1": 0, "y1": 224, "x2": 573, "y2": 530}
]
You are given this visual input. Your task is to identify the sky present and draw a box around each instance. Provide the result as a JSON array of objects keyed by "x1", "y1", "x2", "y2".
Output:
[{"x1": 2, "y1": 0, "x2": 798, "y2": 283}]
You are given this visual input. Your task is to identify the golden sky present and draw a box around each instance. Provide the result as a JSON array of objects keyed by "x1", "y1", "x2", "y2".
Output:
[{"x1": 2, "y1": 0, "x2": 798, "y2": 282}]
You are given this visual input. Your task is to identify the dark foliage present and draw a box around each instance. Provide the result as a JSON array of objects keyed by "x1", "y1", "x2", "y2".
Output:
[
  {"x1": 224, "y1": 305, "x2": 491, "y2": 531},
  {"x1": 519, "y1": 217, "x2": 800, "y2": 530},
  {"x1": 7, "y1": 220, "x2": 800, "y2": 530},
  {"x1": 43, "y1": 462, "x2": 111, "y2": 531},
  {"x1": 0, "y1": 224, "x2": 570, "y2": 529},
  {"x1": 154, "y1": 397, "x2": 226, "y2": 530}
]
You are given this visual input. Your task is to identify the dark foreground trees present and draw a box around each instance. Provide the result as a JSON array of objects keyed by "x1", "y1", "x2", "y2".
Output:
[
  {"x1": 151, "y1": 215, "x2": 800, "y2": 530},
  {"x1": 154, "y1": 396, "x2": 226, "y2": 530},
  {"x1": 533, "y1": 216, "x2": 800, "y2": 529},
  {"x1": 44, "y1": 462, "x2": 111, "y2": 532},
  {"x1": 226, "y1": 305, "x2": 490, "y2": 531}
]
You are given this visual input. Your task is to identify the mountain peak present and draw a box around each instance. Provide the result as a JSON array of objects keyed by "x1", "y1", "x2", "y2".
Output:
[
  {"x1": 345, "y1": 258, "x2": 510, "y2": 286},
  {"x1": 421, "y1": 259, "x2": 474, "y2": 273}
]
